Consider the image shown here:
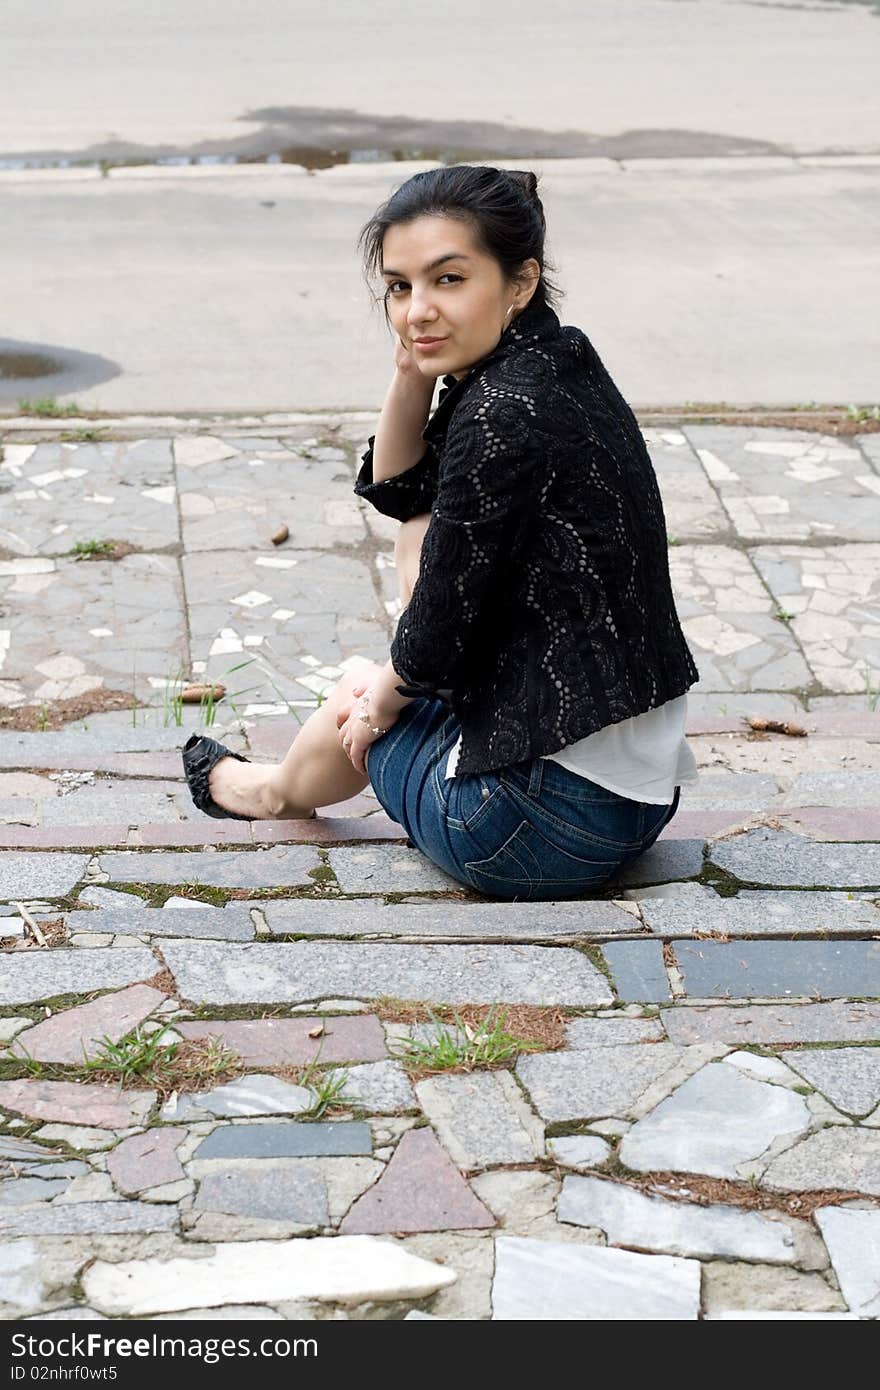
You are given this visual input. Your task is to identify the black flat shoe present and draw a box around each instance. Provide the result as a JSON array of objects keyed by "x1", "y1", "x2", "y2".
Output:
[{"x1": 181, "y1": 732, "x2": 257, "y2": 821}]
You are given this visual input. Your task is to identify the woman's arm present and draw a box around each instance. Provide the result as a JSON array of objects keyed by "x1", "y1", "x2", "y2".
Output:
[{"x1": 370, "y1": 368, "x2": 436, "y2": 483}]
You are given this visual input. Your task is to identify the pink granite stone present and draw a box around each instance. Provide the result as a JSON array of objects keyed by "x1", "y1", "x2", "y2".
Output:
[
  {"x1": 0, "y1": 1079, "x2": 155, "y2": 1127},
  {"x1": 659, "y1": 810, "x2": 748, "y2": 841},
  {"x1": 0, "y1": 826, "x2": 131, "y2": 848},
  {"x1": 251, "y1": 814, "x2": 404, "y2": 844},
  {"x1": 106, "y1": 1126, "x2": 187, "y2": 1193},
  {"x1": 137, "y1": 821, "x2": 253, "y2": 846},
  {"x1": 340, "y1": 1127, "x2": 495, "y2": 1234},
  {"x1": 9, "y1": 985, "x2": 167, "y2": 1063},
  {"x1": 779, "y1": 808, "x2": 880, "y2": 842},
  {"x1": 174, "y1": 1016, "x2": 387, "y2": 1065}
]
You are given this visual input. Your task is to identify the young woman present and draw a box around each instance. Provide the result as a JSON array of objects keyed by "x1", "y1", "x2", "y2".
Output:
[{"x1": 183, "y1": 164, "x2": 700, "y2": 901}]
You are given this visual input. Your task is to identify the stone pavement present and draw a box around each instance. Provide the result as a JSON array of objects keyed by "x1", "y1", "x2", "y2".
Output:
[{"x1": 1, "y1": 415, "x2": 879, "y2": 1320}]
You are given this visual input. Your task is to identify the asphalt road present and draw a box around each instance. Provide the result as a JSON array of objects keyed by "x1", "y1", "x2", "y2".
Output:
[{"x1": 2, "y1": 1, "x2": 878, "y2": 411}]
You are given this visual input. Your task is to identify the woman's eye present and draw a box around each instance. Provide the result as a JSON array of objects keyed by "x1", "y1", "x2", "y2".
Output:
[{"x1": 385, "y1": 274, "x2": 462, "y2": 295}]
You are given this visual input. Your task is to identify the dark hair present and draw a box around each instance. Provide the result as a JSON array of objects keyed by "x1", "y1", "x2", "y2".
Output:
[{"x1": 357, "y1": 164, "x2": 563, "y2": 326}]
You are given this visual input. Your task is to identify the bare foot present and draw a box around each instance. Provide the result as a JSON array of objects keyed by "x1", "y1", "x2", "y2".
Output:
[{"x1": 207, "y1": 756, "x2": 315, "y2": 820}]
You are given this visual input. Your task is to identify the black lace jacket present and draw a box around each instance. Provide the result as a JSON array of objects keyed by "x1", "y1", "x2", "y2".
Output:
[{"x1": 353, "y1": 296, "x2": 699, "y2": 776}]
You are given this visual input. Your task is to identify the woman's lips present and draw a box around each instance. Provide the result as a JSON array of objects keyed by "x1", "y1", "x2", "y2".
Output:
[{"x1": 414, "y1": 338, "x2": 447, "y2": 351}]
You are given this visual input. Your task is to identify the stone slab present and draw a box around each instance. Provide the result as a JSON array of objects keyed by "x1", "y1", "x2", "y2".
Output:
[
  {"x1": 0, "y1": 1202, "x2": 176, "y2": 1237},
  {"x1": 414, "y1": 1071, "x2": 545, "y2": 1168},
  {"x1": 516, "y1": 1045, "x2": 685, "y2": 1124},
  {"x1": 0, "y1": 948, "x2": 156, "y2": 1005},
  {"x1": 675, "y1": 940, "x2": 880, "y2": 999},
  {"x1": 0, "y1": 1080, "x2": 154, "y2": 1129},
  {"x1": 558, "y1": 1174, "x2": 797, "y2": 1262},
  {"x1": 781, "y1": 809, "x2": 880, "y2": 842},
  {"x1": 662, "y1": 1001, "x2": 880, "y2": 1045},
  {"x1": 601, "y1": 940, "x2": 672, "y2": 1002},
  {"x1": 761, "y1": 1128, "x2": 880, "y2": 1196},
  {"x1": 340, "y1": 1127, "x2": 495, "y2": 1234},
  {"x1": 326, "y1": 845, "x2": 462, "y2": 894},
  {"x1": 193, "y1": 1165, "x2": 329, "y2": 1226},
  {"x1": 710, "y1": 830, "x2": 880, "y2": 887},
  {"x1": 193, "y1": 1121, "x2": 372, "y2": 1161},
  {"x1": 331, "y1": 1061, "x2": 417, "y2": 1114},
  {"x1": 106, "y1": 1128, "x2": 187, "y2": 1195},
  {"x1": 782, "y1": 1047, "x2": 880, "y2": 1117},
  {"x1": 97, "y1": 846, "x2": 320, "y2": 887},
  {"x1": 565, "y1": 1016, "x2": 665, "y2": 1047},
  {"x1": 640, "y1": 890, "x2": 880, "y2": 936},
  {"x1": 83, "y1": 1237, "x2": 457, "y2": 1316},
  {"x1": 63, "y1": 907, "x2": 255, "y2": 940},
  {"x1": 814, "y1": 1207, "x2": 880, "y2": 1317},
  {"x1": 491, "y1": 1235, "x2": 700, "y2": 1319},
  {"x1": 161, "y1": 940, "x2": 614, "y2": 1007},
  {"x1": 166, "y1": 1075, "x2": 315, "y2": 1120},
  {"x1": 781, "y1": 771, "x2": 880, "y2": 809},
  {"x1": 0, "y1": 1178, "x2": 69, "y2": 1205},
  {"x1": 8, "y1": 984, "x2": 166, "y2": 1063},
  {"x1": 174, "y1": 1016, "x2": 387, "y2": 1064},
  {"x1": 618, "y1": 1063, "x2": 812, "y2": 1179},
  {"x1": 0, "y1": 852, "x2": 89, "y2": 900},
  {"x1": 607, "y1": 841, "x2": 705, "y2": 887},
  {"x1": 545, "y1": 1135, "x2": 612, "y2": 1169},
  {"x1": 262, "y1": 896, "x2": 640, "y2": 938}
]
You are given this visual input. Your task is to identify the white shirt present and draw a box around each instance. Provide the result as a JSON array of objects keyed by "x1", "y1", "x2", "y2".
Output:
[{"x1": 444, "y1": 694, "x2": 698, "y2": 804}]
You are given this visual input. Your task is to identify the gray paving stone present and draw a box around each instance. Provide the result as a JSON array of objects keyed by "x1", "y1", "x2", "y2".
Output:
[
  {"x1": 618, "y1": 1063, "x2": 812, "y2": 1179},
  {"x1": 414, "y1": 1072, "x2": 545, "y2": 1169},
  {"x1": 558, "y1": 1174, "x2": 797, "y2": 1262},
  {"x1": 781, "y1": 772, "x2": 880, "y2": 809},
  {"x1": 601, "y1": 940, "x2": 672, "y2": 1002},
  {"x1": 608, "y1": 841, "x2": 705, "y2": 887},
  {"x1": 761, "y1": 1128, "x2": 880, "y2": 1196},
  {"x1": 662, "y1": 1000, "x2": 880, "y2": 1045},
  {"x1": 161, "y1": 940, "x2": 614, "y2": 1006},
  {"x1": 40, "y1": 782, "x2": 181, "y2": 827},
  {"x1": 0, "y1": 1178, "x2": 69, "y2": 1205},
  {"x1": 167, "y1": 1075, "x2": 315, "y2": 1121},
  {"x1": 492, "y1": 1234, "x2": 700, "y2": 1319},
  {"x1": 516, "y1": 1045, "x2": 685, "y2": 1124},
  {"x1": 814, "y1": 1207, "x2": 880, "y2": 1317},
  {"x1": 97, "y1": 847, "x2": 320, "y2": 888},
  {"x1": 545, "y1": 1135, "x2": 612, "y2": 1169},
  {"x1": 0, "y1": 1202, "x2": 177, "y2": 1237},
  {"x1": 782, "y1": 1048, "x2": 880, "y2": 1117},
  {"x1": 0, "y1": 948, "x2": 157, "y2": 1005},
  {"x1": 0, "y1": 725, "x2": 208, "y2": 760},
  {"x1": 710, "y1": 829, "x2": 880, "y2": 887},
  {"x1": 193, "y1": 1121, "x2": 372, "y2": 1161},
  {"x1": 331, "y1": 1061, "x2": 417, "y2": 1114},
  {"x1": 326, "y1": 846, "x2": 461, "y2": 894},
  {"x1": 675, "y1": 940, "x2": 880, "y2": 999},
  {"x1": 640, "y1": 890, "x2": 880, "y2": 937},
  {"x1": 680, "y1": 775, "x2": 779, "y2": 810},
  {"x1": 63, "y1": 906, "x2": 255, "y2": 940},
  {"x1": 565, "y1": 1016, "x2": 665, "y2": 1047},
  {"x1": 0, "y1": 852, "x2": 88, "y2": 900},
  {"x1": 193, "y1": 1166, "x2": 330, "y2": 1226},
  {"x1": 262, "y1": 896, "x2": 640, "y2": 938}
]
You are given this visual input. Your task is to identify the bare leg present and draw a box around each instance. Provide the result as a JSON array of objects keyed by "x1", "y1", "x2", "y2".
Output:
[
  {"x1": 206, "y1": 661, "x2": 388, "y2": 819},
  {"x1": 205, "y1": 513, "x2": 432, "y2": 820}
]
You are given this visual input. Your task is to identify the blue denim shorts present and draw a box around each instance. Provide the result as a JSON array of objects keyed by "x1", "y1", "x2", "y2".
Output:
[{"x1": 365, "y1": 697, "x2": 681, "y2": 902}]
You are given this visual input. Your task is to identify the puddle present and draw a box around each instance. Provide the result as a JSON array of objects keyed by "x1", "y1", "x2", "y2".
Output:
[
  {"x1": 0, "y1": 108, "x2": 786, "y2": 174},
  {"x1": 0, "y1": 339, "x2": 120, "y2": 407}
]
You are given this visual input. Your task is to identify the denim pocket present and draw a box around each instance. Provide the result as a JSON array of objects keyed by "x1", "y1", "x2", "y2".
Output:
[
  {"x1": 500, "y1": 767, "x2": 646, "y2": 854},
  {"x1": 447, "y1": 773, "x2": 512, "y2": 833},
  {"x1": 464, "y1": 816, "x2": 625, "y2": 900}
]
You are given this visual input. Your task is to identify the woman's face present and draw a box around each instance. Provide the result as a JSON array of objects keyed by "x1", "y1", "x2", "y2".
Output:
[{"x1": 381, "y1": 214, "x2": 535, "y2": 381}]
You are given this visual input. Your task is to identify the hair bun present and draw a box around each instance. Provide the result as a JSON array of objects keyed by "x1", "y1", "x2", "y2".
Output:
[{"x1": 505, "y1": 169, "x2": 539, "y2": 201}]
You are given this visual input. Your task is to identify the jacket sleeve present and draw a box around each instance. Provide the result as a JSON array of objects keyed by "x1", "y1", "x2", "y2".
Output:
[
  {"x1": 390, "y1": 394, "x2": 545, "y2": 700},
  {"x1": 353, "y1": 434, "x2": 440, "y2": 522}
]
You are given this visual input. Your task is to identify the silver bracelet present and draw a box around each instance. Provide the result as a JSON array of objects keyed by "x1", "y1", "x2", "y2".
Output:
[{"x1": 356, "y1": 695, "x2": 388, "y2": 736}]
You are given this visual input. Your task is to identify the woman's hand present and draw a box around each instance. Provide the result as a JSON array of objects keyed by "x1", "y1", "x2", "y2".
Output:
[
  {"x1": 393, "y1": 332, "x2": 426, "y2": 383},
  {"x1": 336, "y1": 683, "x2": 399, "y2": 776}
]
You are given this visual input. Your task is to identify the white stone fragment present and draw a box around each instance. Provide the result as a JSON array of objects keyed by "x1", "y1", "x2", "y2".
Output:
[
  {"x1": 743, "y1": 441, "x2": 809, "y2": 458},
  {"x1": 492, "y1": 1235, "x2": 700, "y2": 1320},
  {"x1": 173, "y1": 437, "x2": 239, "y2": 469},
  {"x1": 813, "y1": 1207, "x2": 880, "y2": 1317},
  {"x1": 856, "y1": 475, "x2": 880, "y2": 498},
  {"x1": 254, "y1": 557, "x2": 298, "y2": 569},
  {"x1": 88, "y1": 629, "x2": 113, "y2": 638},
  {"x1": 270, "y1": 608, "x2": 296, "y2": 621},
  {"x1": 0, "y1": 558, "x2": 55, "y2": 576},
  {"x1": 243, "y1": 635, "x2": 264, "y2": 646},
  {"x1": 35, "y1": 655, "x2": 86, "y2": 680},
  {"x1": 82, "y1": 1238, "x2": 457, "y2": 1316},
  {"x1": 299, "y1": 654, "x2": 321, "y2": 667},
  {"x1": 141, "y1": 486, "x2": 176, "y2": 504},
  {"x1": 230, "y1": 591, "x2": 272, "y2": 608},
  {"x1": 209, "y1": 629, "x2": 243, "y2": 656},
  {"x1": 697, "y1": 449, "x2": 739, "y2": 482}
]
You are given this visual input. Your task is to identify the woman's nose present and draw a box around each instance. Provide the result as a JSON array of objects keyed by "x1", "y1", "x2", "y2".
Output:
[{"x1": 407, "y1": 291, "x2": 436, "y2": 326}]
